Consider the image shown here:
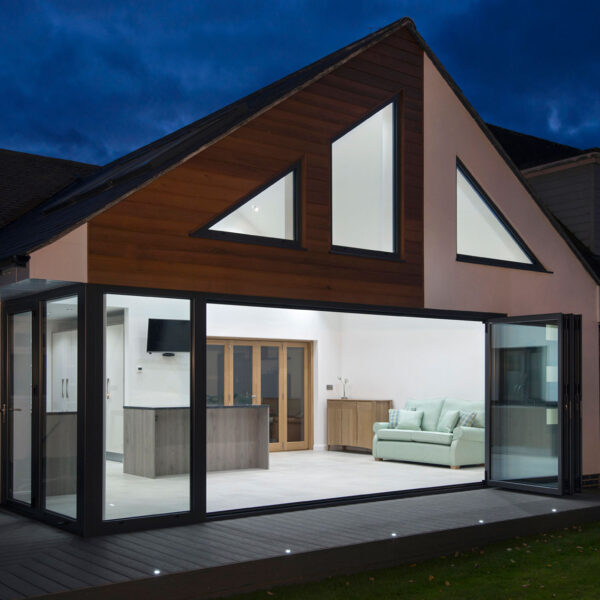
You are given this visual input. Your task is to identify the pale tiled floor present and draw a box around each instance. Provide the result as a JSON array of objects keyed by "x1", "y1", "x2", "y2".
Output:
[
  {"x1": 207, "y1": 450, "x2": 483, "y2": 512},
  {"x1": 46, "y1": 450, "x2": 484, "y2": 519}
]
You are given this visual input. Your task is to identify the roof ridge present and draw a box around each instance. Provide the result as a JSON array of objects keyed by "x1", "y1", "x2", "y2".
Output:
[
  {"x1": 40, "y1": 16, "x2": 413, "y2": 214},
  {"x1": 103, "y1": 17, "x2": 414, "y2": 170}
]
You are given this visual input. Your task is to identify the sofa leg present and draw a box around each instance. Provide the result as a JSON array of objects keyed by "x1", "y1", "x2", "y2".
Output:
[
  {"x1": 450, "y1": 465, "x2": 460, "y2": 470},
  {"x1": 374, "y1": 457, "x2": 383, "y2": 462}
]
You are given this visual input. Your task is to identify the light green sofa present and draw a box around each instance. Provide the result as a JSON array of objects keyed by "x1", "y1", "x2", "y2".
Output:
[{"x1": 372, "y1": 398, "x2": 484, "y2": 468}]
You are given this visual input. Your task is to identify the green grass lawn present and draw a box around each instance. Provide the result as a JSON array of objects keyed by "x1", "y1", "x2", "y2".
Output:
[{"x1": 228, "y1": 522, "x2": 600, "y2": 600}]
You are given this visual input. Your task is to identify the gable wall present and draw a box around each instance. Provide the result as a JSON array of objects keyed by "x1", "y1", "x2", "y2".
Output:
[
  {"x1": 87, "y1": 28, "x2": 424, "y2": 307},
  {"x1": 423, "y1": 54, "x2": 600, "y2": 473}
]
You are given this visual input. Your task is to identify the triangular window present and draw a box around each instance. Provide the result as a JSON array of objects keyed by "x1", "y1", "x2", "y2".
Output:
[
  {"x1": 191, "y1": 166, "x2": 299, "y2": 247},
  {"x1": 331, "y1": 101, "x2": 397, "y2": 256},
  {"x1": 456, "y1": 161, "x2": 543, "y2": 270}
]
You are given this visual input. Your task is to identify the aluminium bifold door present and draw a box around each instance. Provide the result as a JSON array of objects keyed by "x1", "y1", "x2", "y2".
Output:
[{"x1": 486, "y1": 314, "x2": 581, "y2": 495}]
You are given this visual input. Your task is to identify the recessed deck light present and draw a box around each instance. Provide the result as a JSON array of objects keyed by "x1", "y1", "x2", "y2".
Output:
[
  {"x1": 391, "y1": 532, "x2": 397, "y2": 537},
  {"x1": 478, "y1": 519, "x2": 485, "y2": 524},
  {"x1": 153, "y1": 569, "x2": 161, "y2": 575},
  {"x1": 285, "y1": 549, "x2": 291, "y2": 554},
  {"x1": 551, "y1": 508, "x2": 557, "y2": 513}
]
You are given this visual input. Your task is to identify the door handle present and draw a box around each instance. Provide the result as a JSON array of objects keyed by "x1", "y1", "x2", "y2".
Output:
[
  {"x1": 62, "y1": 378, "x2": 65, "y2": 398},
  {"x1": 1, "y1": 404, "x2": 21, "y2": 423},
  {"x1": 106, "y1": 378, "x2": 110, "y2": 400},
  {"x1": 66, "y1": 378, "x2": 69, "y2": 399}
]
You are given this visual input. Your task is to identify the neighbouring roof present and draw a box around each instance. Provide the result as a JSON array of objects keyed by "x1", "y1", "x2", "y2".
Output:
[
  {"x1": 486, "y1": 124, "x2": 585, "y2": 170},
  {"x1": 0, "y1": 17, "x2": 598, "y2": 285},
  {"x1": 0, "y1": 149, "x2": 99, "y2": 229},
  {"x1": 487, "y1": 124, "x2": 600, "y2": 279}
]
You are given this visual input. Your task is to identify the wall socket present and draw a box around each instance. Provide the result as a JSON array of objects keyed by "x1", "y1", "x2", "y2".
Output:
[{"x1": 326, "y1": 384, "x2": 334, "y2": 390}]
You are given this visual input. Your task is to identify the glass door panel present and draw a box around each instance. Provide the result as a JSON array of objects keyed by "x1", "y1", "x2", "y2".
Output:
[
  {"x1": 260, "y1": 346, "x2": 280, "y2": 446},
  {"x1": 286, "y1": 346, "x2": 305, "y2": 444},
  {"x1": 232, "y1": 345, "x2": 253, "y2": 405},
  {"x1": 7, "y1": 312, "x2": 34, "y2": 505},
  {"x1": 43, "y1": 296, "x2": 78, "y2": 518},
  {"x1": 487, "y1": 314, "x2": 580, "y2": 495},
  {"x1": 207, "y1": 344, "x2": 225, "y2": 406},
  {"x1": 103, "y1": 294, "x2": 191, "y2": 520}
]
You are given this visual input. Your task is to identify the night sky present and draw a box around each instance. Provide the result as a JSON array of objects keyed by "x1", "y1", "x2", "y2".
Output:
[{"x1": 2, "y1": 1, "x2": 599, "y2": 166}]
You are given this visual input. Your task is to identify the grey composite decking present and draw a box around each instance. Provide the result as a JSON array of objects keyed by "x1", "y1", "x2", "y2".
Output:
[{"x1": 1, "y1": 488, "x2": 600, "y2": 600}]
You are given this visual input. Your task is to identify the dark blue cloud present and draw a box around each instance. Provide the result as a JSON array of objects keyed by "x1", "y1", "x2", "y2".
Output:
[{"x1": 0, "y1": 0, "x2": 598, "y2": 164}]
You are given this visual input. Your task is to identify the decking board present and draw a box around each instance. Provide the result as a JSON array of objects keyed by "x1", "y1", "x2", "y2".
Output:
[{"x1": 1, "y1": 489, "x2": 600, "y2": 600}]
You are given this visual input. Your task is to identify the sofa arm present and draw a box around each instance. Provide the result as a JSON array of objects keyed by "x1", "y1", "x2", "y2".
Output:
[
  {"x1": 453, "y1": 426, "x2": 484, "y2": 443},
  {"x1": 373, "y1": 422, "x2": 389, "y2": 433}
]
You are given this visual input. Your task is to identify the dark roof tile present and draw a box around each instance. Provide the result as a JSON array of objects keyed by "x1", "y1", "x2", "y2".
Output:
[
  {"x1": 0, "y1": 149, "x2": 99, "y2": 229},
  {"x1": 486, "y1": 124, "x2": 583, "y2": 170}
]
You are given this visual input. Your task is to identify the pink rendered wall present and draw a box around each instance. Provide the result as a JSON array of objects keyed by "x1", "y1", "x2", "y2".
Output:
[
  {"x1": 423, "y1": 55, "x2": 600, "y2": 474},
  {"x1": 28, "y1": 224, "x2": 88, "y2": 283}
]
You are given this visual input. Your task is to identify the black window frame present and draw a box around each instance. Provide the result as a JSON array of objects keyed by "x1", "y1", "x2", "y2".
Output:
[
  {"x1": 456, "y1": 158, "x2": 548, "y2": 273},
  {"x1": 329, "y1": 96, "x2": 402, "y2": 261},
  {"x1": 190, "y1": 161, "x2": 303, "y2": 250}
]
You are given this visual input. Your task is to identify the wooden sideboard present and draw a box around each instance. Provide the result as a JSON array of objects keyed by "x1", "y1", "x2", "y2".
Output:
[{"x1": 327, "y1": 399, "x2": 393, "y2": 452}]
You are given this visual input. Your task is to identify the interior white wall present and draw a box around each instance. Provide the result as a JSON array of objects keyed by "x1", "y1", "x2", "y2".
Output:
[
  {"x1": 106, "y1": 300, "x2": 485, "y2": 443},
  {"x1": 338, "y1": 313, "x2": 485, "y2": 406},
  {"x1": 207, "y1": 304, "x2": 485, "y2": 450},
  {"x1": 105, "y1": 294, "x2": 191, "y2": 408},
  {"x1": 207, "y1": 304, "x2": 343, "y2": 448}
]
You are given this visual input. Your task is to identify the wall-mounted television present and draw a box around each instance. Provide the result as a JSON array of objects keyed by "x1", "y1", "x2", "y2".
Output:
[{"x1": 146, "y1": 319, "x2": 190, "y2": 353}]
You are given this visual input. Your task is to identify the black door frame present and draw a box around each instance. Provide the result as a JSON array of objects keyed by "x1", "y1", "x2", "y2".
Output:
[
  {"x1": 81, "y1": 285, "x2": 204, "y2": 536},
  {"x1": 71, "y1": 283, "x2": 498, "y2": 535},
  {"x1": 485, "y1": 313, "x2": 582, "y2": 496},
  {"x1": 9, "y1": 281, "x2": 583, "y2": 535},
  {"x1": 1, "y1": 284, "x2": 85, "y2": 532}
]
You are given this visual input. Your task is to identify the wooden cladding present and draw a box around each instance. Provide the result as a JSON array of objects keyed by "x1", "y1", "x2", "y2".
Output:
[{"x1": 87, "y1": 28, "x2": 424, "y2": 307}]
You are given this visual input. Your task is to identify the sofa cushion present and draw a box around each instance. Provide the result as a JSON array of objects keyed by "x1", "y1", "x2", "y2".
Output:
[
  {"x1": 411, "y1": 431, "x2": 453, "y2": 446},
  {"x1": 437, "y1": 410, "x2": 460, "y2": 433},
  {"x1": 404, "y1": 398, "x2": 445, "y2": 432},
  {"x1": 377, "y1": 429, "x2": 414, "y2": 442},
  {"x1": 442, "y1": 398, "x2": 484, "y2": 428},
  {"x1": 457, "y1": 411, "x2": 477, "y2": 427},
  {"x1": 389, "y1": 408, "x2": 423, "y2": 430}
]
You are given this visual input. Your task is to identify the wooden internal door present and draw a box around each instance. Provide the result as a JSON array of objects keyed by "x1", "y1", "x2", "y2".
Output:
[{"x1": 206, "y1": 338, "x2": 312, "y2": 452}]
